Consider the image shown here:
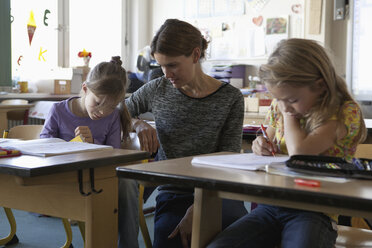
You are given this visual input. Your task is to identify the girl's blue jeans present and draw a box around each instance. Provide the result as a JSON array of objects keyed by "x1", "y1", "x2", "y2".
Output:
[{"x1": 207, "y1": 204, "x2": 338, "y2": 248}]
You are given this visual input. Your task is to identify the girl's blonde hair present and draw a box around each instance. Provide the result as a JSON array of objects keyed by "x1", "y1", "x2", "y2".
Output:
[
  {"x1": 82, "y1": 56, "x2": 131, "y2": 140},
  {"x1": 259, "y1": 38, "x2": 366, "y2": 144}
]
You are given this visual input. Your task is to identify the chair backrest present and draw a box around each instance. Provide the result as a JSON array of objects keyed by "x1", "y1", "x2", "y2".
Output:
[
  {"x1": 355, "y1": 144, "x2": 372, "y2": 159},
  {"x1": 7, "y1": 125, "x2": 44, "y2": 140},
  {"x1": 1, "y1": 99, "x2": 28, "y2": 105},
  {"x1": 121, "y1": 132, "x2": 141, "y2": 150},
  {"x1": 1, "y1": 99, "x2": 30, "y2": 123}
]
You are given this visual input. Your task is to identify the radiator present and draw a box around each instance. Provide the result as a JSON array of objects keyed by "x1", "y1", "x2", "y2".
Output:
[{"x1": 7, "y1": 118, "x2": 45, "y2": 130}]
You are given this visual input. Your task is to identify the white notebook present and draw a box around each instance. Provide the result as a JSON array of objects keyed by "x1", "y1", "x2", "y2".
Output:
[
  {"x1": 191, "y1": 153, "x2": 289, "y2": 171},
  {"x1": 192, "y1": 153, "x2": 349, "y2": 183},
  {"x1": 0, "y1": 138, "x2": 113, "y2": 157}
]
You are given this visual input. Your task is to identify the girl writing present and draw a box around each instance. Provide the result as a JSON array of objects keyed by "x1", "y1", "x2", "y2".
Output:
[
  {"x1": 40, "y1": 56, "x2": 137, "y2": 248},
  {"x1": 208, "y1": 38, "x2": 366, "y2": 248},
  {"x1": 40, "y1": 56, "x2": 131, "y2": 145}
]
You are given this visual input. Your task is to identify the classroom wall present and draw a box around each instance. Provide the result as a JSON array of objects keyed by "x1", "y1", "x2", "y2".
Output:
[
  {"x1": 151, "y1": 0, "x2": 305, "y2": 64},
  {"x1": 124, "y1": 0, "x2": 153, "y2": 71},
  {"x1": 147, "y1": 1, "x2": 372, "y2": 117},
  {"x1": 149, "y1": 0, "x2": 349, "y2": 75},
  {"x1": 303, "y1": 0, "x2": 348, "y2": 77}
]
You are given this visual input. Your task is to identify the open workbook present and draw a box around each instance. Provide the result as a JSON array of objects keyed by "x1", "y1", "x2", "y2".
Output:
[
  {"x1": 191, "y1": 153, "x2": 349, "y2": 183},
  {"x1": 0, "y1": 138, "x2": 113, "y2": 157}
]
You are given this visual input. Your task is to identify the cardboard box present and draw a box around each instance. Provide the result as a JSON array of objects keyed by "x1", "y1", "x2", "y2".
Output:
[
  {"x1": 244, "y1": 97, "x2": 259, "y2": 112},
  {"x1": 54, "y1": 80, "x2": 71, "y2": 94},
  {"x1": 259, "y1": 106, "x2": 270, "y2": 114},
  {"x1": 259, "y1": 99, "x2": 272, "y2": 106}
]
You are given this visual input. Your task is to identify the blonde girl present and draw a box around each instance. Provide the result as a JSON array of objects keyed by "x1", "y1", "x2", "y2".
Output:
[{"x1": 208, "y1": 38, "x2": 366, "y2": 248}]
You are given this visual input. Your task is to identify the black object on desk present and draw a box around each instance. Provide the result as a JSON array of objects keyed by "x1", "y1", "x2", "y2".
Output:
[{"x1": 286, "y1": 155, "x2": 372, "y2": 179}]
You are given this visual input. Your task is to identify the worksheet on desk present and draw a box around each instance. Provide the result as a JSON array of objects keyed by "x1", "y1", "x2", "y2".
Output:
[
  {"x1": 0, "y1": 138, "x2": 113, "y2": 157},
  {"x1": 191, "y1": 153, "x2": 289, "y2": 171}
]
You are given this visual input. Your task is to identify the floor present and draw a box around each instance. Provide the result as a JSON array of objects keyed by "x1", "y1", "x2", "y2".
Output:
[
  {"x1": 1, "y1": 189, "x2": 250, "y2": 248},
  {"x1": 0, "y1": 192, "x2": 157, "y2": 248}
]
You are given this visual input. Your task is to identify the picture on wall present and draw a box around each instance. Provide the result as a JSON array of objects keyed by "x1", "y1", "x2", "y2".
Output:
[
  {"x1": 266, "y1": 17, "x2": 287, "y2": 34},
  {"x1": 265, "y1": 16, "x2": 288, "y2": 55}
]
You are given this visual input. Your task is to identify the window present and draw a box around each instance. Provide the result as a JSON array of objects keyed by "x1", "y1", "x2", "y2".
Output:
[
  {"x1": 11, "y1": 0, "x2": 58, "y2": 81},
  {"x1": 69, "y1": 0, "x2": 122, "y2": 68},
  {"x1": 10, "y1": 0, "x2": 124, "y2": 85},
  {"x1": 351, "y1": 0, "x2": 372, "y2": 101}
]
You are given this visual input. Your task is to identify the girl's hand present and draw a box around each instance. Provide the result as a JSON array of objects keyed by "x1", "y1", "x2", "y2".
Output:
[
  {"x1": 277, "y1": 101, "x2": 288, "y2": 115},
  {"x1": 252, "y1": 136, "x2": 278, "y2": 156},
  {"x1": 168, "y1": 205, "x2": 193, "y2": 248},
  {"x1": 75, "y1": 126, "x2": 93, "y2": 143},
  {"x1": 277, "y1": 101, "x2": 298, "y2": 119},
  {"x1": 133, "y1": 120, "x2": 159, "y2": 154}
]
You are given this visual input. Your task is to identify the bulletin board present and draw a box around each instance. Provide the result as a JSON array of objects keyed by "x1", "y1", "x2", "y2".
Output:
[{"x1": 183, "y1": 0, "x2": 305, "y2": 61}]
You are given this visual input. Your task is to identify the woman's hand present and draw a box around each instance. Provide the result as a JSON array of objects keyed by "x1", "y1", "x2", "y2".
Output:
[
  {"x1": 168, "y1": 205, "x2": 193, "y2": 248},
  {"x1": 133, "y1": 119, "x2": 159, "y2": 154},
  {"x1": 75, "y1": 126, "x2": 93, "y2": 143},
  {"x1": 252, "y1": 135, "x2": 278, "y2": 156}
]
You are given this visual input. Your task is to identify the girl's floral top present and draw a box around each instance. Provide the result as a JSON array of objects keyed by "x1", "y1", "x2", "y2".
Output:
[{"x1": 266, "y1": 99, "x2": 363, "y2": 161}]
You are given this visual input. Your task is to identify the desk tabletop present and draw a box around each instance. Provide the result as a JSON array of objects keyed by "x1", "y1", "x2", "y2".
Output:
[
  {"x1": 0, "y1": 93, "x2": 132, "y2": 102},
  {"x1": 0, "y1": 103, "x2": 35, "y2": 109},
  {"x1": 0, "y1": 93, "x2": 78, "y2": 101},
  {"x1": 365, "y1": 119, "x2": 372, "y2": 129},
  {"x1": 117, "y1": 152, "x2": 372, "y2": 213},
  {"x1": 0, "y1": 149, "x2": 149, "y2": 177}
]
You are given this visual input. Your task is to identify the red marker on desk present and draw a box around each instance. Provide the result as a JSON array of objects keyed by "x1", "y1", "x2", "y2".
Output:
[
  {"x1": 260, "y1": 124, "x2": 276, "y2": 157},
  {"x1": 294, "y1": 178, "x2": 321, "y2": 187}
]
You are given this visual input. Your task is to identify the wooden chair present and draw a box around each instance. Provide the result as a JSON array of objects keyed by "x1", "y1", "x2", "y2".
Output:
[
  {"x1": 7, "y1": 124, "x2": 44, "y2": 140},
  {"x1": 335, "y1": 144, "x2": 372, "y2": 248},
  {"x1": 122, "y1": 132, "x2": 153, "y2": 248},
  {"x1": 1, "y1": 99, "x2": 30, "y2": 126},
  {"x1": 0, "y1": 125, "x2": 75, "y2": 248}
]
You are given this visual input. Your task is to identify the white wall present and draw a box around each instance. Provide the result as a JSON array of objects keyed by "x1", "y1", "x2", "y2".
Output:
[
  {"x1": 147, "y1": 0, "x2": 349, "y2": 75},
  {"x1": 124, "y1": 0, "x2": 152, "y2": 71},
  {"x1": 151, "y1": 0, "x2": 184, "y2": 36}
]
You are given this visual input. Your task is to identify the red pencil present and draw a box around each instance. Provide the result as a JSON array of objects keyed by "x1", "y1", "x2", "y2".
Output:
[
  {"x1": 294, "y1": 178, "x2": 321, "y2": 187},
  {"x1": 260, "y1": 124, "x2": 276, "y2": 157}
]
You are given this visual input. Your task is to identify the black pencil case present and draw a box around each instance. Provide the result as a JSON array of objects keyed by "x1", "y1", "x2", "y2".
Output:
[{"x1": 285, "y1": 155, "x2": 372, "y2": 179}]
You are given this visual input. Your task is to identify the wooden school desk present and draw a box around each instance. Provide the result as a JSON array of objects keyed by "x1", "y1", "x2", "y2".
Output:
[
  {"x1": 0, "y1": 149, "x2": 149, "y2": 248},
  {"x1": 116, "y1": 152, "x2": 372, "y2": 248},
  {"x1": 0, "y1": 103, "x2": 35, "y2": 133},
  {"x1": 0, "y1": 93, "x2": 77, "y2": 101}
]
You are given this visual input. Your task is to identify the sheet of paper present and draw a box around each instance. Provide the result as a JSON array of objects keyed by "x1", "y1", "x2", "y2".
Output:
[
  {"x1": 192, "y1": 153, "x2": 289, "y2": 171},
  {"x1": 0, "y1": 138, "x2": 113, "y2": 157},
  {"x1": 309, "y1": 0, "x2": 322, "y2": 34}
]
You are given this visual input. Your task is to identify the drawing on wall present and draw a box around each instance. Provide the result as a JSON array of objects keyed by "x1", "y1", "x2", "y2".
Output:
[
  {"x1": 184, "y1": 0, "x2": 245, "y2": 18},
  {"x1": 252, "y1": 15, "x2": 263, "y2": 26},
  {"x1": 184, "y1": 0, "x2": 304, "y2": 60},
  {"x1": 291, "y1": 4, "x2": 302, "y2": 14},
  {"x1": 265, "y1": 16, "x2": 288, "y2": 55},
  {"x1": 27, "y1": 10, "x2": 37, "y2": 45},
  {"x1": 246, "y1": 0, "x2": 270, "y2": 13},
  {"x1": 266, "y1": 17, "x2": 287, "y2": 34}
]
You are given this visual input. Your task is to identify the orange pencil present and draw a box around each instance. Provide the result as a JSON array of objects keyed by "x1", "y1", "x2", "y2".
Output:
[{"x1": 260, "y1": 124, "x2": 276, "y2": 157}]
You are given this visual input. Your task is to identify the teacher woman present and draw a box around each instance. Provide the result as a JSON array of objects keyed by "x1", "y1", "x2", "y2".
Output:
[{"x1": 123, "y1": 19, "x2": 247, "y2": 248}]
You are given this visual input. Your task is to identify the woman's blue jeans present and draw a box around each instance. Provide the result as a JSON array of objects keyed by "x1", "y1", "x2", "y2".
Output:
[{"x1": 152, "y1": 192, "x2": 248, "y2": 248}]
